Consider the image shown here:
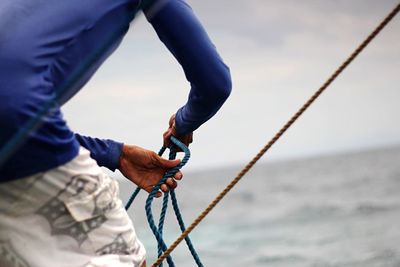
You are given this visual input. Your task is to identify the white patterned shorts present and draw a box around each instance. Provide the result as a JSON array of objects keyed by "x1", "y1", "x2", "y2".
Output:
[{"x1": 0, "y1": 148, "x2": 146, "y2": 267}]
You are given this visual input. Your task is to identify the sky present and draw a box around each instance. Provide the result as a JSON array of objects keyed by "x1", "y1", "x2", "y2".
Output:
[{"x1": 63, "y1": 0, "x2": 400, "y2": 171}]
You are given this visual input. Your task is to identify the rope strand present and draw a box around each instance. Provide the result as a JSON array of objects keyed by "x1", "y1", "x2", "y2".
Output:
[{"x1": 152, "y1": 3, "x2": 400, "y2": 266}]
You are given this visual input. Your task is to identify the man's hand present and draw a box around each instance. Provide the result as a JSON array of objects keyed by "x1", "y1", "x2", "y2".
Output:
[
  {"x1": 118, "y1": 144, "x2": 182, "y2": 198},
  {"x1": 163, "y1": 114, "x2": 193, "y2": 148}
]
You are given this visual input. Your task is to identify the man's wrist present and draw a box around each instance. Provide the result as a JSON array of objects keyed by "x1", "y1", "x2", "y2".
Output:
[{"x1": 118, "y1": 144, "x2": 129, "y2": 170}]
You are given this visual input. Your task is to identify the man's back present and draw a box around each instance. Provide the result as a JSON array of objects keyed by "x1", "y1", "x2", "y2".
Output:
[{"x1": 0, "y1": 0, "x2": 140, "y2": 180}]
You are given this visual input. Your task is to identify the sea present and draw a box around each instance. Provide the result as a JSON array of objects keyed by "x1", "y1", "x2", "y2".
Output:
[{"x1": 118, "y1": 146, "x2": 400, "y2": 267}]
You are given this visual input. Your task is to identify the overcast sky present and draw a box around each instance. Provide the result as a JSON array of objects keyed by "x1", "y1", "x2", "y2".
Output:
[{"x1": 63, "y1": 0, "x2": 400, "y2": 171}]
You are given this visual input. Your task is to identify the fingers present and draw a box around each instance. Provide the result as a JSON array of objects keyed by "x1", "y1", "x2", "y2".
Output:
[
  {"x1": 160, "y1": 177, "x2": 177, "y2": 193},
  {"x1": 149, "y1": 146, "x2": 184, "y2": 197},
  {"x1": 163, "y1": 129, "x2": 173, "y2": 147},
  {"x1": 154, "y1": 177, "x2": 182, "y2": 197},
  {"x1": 174, "y1": 171, "x2": 183, "y2": 180},
  {"x1": 146, "y1": 175, "x2": 180, "y2": 197},
  {"x1": 157, "y1": 175, "x2": 180, "y2": 195},
  {"x1": 166, "y1": 177, "x2": 178, "y2": 188},
  {"x1": 157, "y1": 157, "x2": 181, "y2": 169},
  {"x1": 163, "y1": 113, "x2": 194, "y2": 148},
  {"x1": 168, "y1": 114, "x2": 176, "y2": 127},
  {"x1": 160, "y1": 184, "x2": 169, "y2": 193}
]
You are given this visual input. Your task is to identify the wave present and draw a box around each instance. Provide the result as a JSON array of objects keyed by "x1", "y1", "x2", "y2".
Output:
[{"x1": 256, "y1": 254, "x2": 307, "y2": 264}]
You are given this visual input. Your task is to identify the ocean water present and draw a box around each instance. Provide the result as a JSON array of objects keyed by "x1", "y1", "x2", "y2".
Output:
[{"x1": 118, "y1": 146, "x2": 400, "y2": 267}]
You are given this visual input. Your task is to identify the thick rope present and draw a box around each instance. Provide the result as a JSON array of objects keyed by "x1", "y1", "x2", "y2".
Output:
[
  {"x1": 125, "y1": 187, "x2": 141, "y2": 210},
  {"x1": 125, "y1": 136, "x2": 203, "y2": 266},
  {"x1": 156, "y1": 150, "x2": 175, "y2": 267},
  {"x1": 152, "y1": 3, "x2": 400, "y2": 266}
]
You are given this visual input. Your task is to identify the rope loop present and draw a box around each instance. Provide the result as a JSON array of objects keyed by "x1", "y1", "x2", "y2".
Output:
[{"x1": 125, "y1": 136, "x2": 203, "y2": 267}]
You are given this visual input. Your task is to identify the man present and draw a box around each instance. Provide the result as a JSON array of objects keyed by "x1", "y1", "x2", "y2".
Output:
[{"x1": 0, "y1": 0, "x2": 231, "y2": 266}]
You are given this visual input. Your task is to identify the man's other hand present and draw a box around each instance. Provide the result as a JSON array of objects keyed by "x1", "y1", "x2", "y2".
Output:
[
  {"x1": 118, "y1": 144, "x2": 183, "y2": 198},
  {"x1": 163, "y1": 114, "x2": 193, "y2": 148}
]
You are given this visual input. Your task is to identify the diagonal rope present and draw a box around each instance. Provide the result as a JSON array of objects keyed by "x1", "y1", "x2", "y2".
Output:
[{"x1": 152, "y1": 3, "x2": 400, "y2": 266}]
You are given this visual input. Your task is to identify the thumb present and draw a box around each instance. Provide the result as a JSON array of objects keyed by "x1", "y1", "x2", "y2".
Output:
[{"x1": 156, "y1": 156, "x2": 181, "y2": 169}]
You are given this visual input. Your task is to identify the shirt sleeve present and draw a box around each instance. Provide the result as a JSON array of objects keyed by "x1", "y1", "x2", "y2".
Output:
[
  {"x1": 74, "y1": 134, "x2": 123, "y2": 171},
  {"x1": 143, "y1": 0, "x2": 232, "y2": 135}
]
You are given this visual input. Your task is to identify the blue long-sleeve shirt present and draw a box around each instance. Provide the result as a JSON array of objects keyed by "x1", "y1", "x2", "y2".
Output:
[{"x1": 0, "y1": 0, "x2": 231, "y2": 182}]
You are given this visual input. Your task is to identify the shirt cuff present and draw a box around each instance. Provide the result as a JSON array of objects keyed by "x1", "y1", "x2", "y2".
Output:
[{"x1": 106, "y1": 140, "x2": 124, "y2": 171}]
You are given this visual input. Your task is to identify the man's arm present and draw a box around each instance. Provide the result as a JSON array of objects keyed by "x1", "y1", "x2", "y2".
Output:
[
  {"x1": 74, "y1": 134, "x2": 123, "y2": 171},
  {"x1": 143, "y1": 0, "x2": 232, "y2": 136},
  {"x1": 75, "y1": 134, "x2": 182, "y2": 196}
]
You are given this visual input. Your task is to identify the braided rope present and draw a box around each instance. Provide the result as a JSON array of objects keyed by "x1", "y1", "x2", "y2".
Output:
[
  {"x1": 126, "y1": 136, "x2": 203, "y2": 266},
  {"x1": 157, "y1": 191, "x2": 170, "y2": 267},
  {"x1": 152, "y1": 3, "x2": 400, "y2": 266}
]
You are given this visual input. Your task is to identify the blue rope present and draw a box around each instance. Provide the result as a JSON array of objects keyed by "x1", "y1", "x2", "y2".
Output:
[
  {"x1": 170, "y1": 190, "x2": 203, "y2": 266},
  {"x1": 125, "y1": 136, "x2": 203, "y2": 267},
  {"x1": 157, "y1": 191, "x2": 169, "y2": 267},
  {"x1": 125, "y1": 187, "x2": 141, "y2": 210},
  {"x1": 156, "y1": 148, "x2": 176, "y2": 267}
]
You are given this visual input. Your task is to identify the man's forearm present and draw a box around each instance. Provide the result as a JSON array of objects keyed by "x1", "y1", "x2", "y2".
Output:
[
  {"x1": 144, "y1": 0, "x2": 232, "y2": 135},
  {"x1": 74, "y1": 134, "x2": 123, "y2": 171}
]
